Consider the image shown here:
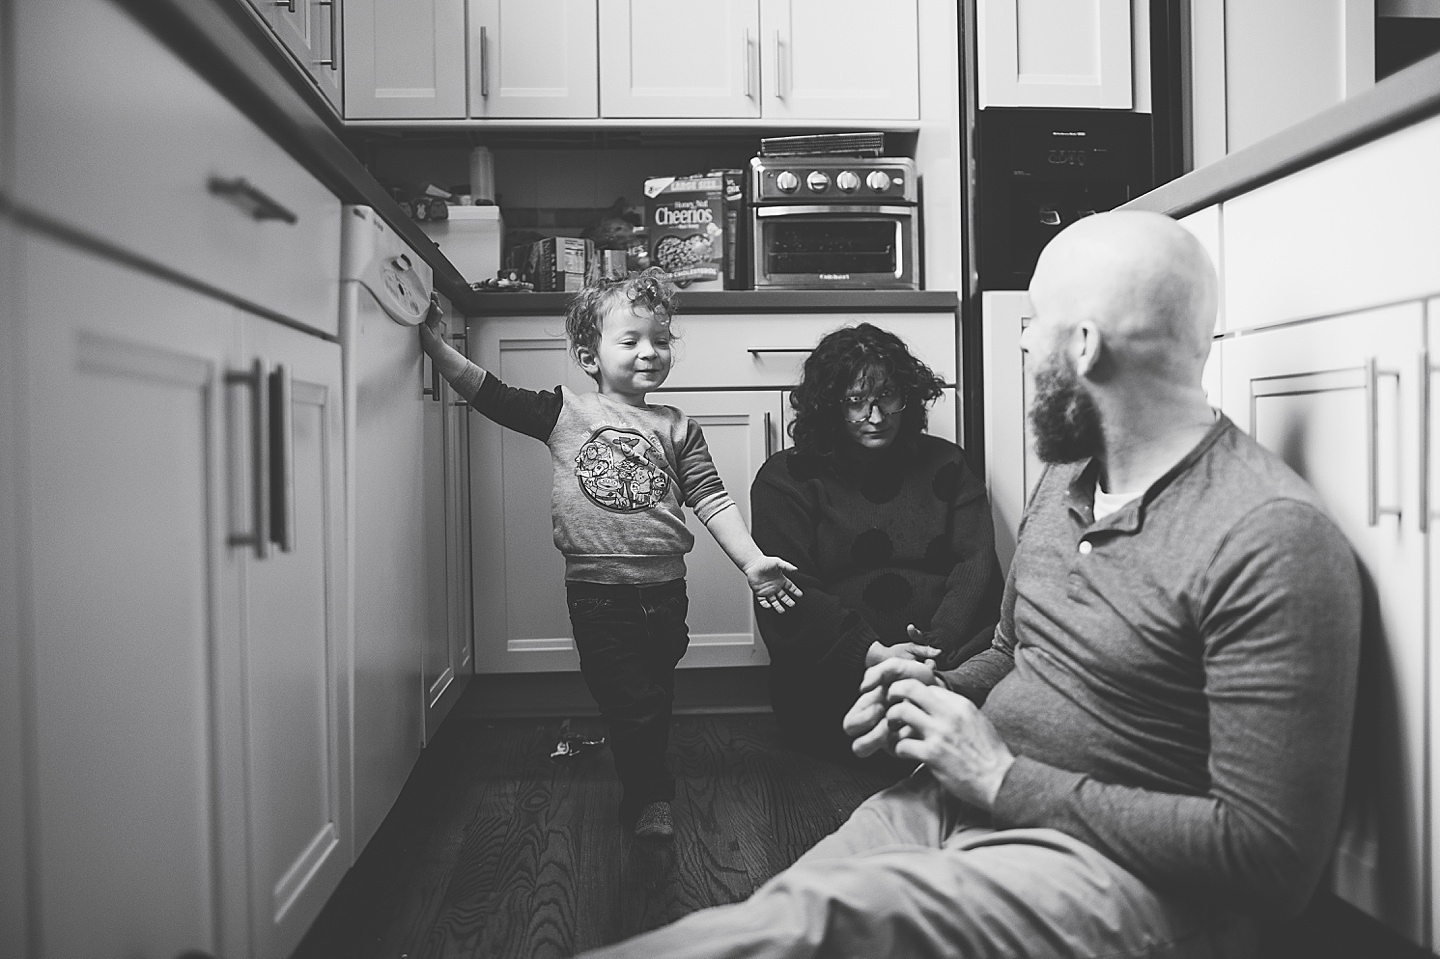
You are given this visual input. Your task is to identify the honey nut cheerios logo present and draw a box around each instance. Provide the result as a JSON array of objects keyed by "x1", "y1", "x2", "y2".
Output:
[{"x1": 573, "y1": 427, "x2": 670, "y2": 513}]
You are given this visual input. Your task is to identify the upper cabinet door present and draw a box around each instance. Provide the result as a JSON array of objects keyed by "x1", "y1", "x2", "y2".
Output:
[
  {"x1": 265, "y1": 0, "x2": 343, "y2": 111},
  {"x1": 978, "y1": 0, "x2": 1132, "y2": 109},
  {"x1": 344, "y1": 0, "x2": 467, "y2": 118},
  {"x1": 599, "y1": 0, "x2": 761, "y2": 118},
  {"x1": 759, "y1": 0, "x2": 918, "y2": 121},
  {"x1": 471, "y1": 0, "x2": 599, "y2": 118}
]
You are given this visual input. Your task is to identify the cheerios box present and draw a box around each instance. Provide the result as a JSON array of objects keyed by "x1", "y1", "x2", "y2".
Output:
[{"x1": 644, "y1": 172, "x2": 726, "y2": 290}]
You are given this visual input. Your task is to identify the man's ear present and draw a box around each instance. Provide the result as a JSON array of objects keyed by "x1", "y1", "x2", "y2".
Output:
[{"x1": 1071, "y1": 321, "x2": 1104, "y2": 378}]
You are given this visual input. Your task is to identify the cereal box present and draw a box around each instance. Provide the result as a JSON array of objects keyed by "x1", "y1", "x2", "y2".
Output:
[
  {"x1": 644, "y1": 173, "x2": 726, "y2": 290},
  {"x1": 509, "y1": 237, "x2": 593, "y2": 292}
]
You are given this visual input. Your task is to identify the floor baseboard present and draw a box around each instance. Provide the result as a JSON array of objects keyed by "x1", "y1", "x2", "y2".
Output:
[{"x1": 457, "y1": 665, "x2": 773, "y2": 718}]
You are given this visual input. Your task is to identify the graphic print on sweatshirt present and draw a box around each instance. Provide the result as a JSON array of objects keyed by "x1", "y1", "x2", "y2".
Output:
[{"x1": 573, "y1": 427, "x2": 670, "y2": 513}]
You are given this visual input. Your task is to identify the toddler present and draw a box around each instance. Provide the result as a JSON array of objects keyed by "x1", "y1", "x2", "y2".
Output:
[{"x1": 420, "y1": 270, "x2": 801, "y2": 839}]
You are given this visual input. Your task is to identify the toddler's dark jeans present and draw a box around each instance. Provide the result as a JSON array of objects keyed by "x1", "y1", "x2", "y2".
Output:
[{"x1": 566, "y1": 578, "x2": 690, "y2": 823}]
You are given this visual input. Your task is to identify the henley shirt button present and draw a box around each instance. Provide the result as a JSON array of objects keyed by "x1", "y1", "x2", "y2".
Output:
[{"x1": 1078, "y1": 541, "x2": 1093, "y2": 555}]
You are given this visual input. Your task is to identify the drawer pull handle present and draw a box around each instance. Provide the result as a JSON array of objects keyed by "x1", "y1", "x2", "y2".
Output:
[
  {"x1": 274, "y1": 0, "x2": 295, "y2": 11},
  {"x1": 208, "y1": 176, "x2": 299, "y2": 225},
  {"x1": 747, "y1": 347, "x2": 813, "y2": 356}
]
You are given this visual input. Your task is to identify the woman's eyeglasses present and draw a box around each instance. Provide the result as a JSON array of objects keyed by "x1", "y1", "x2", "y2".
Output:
[{"x1": 841, "y1": 391, "x2": 906, "y2": 422}]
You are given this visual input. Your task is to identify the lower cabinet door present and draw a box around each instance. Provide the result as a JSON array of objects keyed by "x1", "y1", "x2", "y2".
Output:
[
  {"x1": 19, "y1": 234, "x2": 242, "y2": 959},
  {"x1": 469, "y1": 317, "x2": 598, "y2": 673},
  {"x1": 239, "y1": 316, "x2": 352, "y2": 959},
  {"x1": 1221, "y1": 305, "x2": 1428, "y2": 948},
  {"x1": 650, "y1": 389, "x2": 785, "y2": 668}
]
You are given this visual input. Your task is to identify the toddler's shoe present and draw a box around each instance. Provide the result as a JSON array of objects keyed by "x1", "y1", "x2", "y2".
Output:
[{"x1": 633, "y1": 800, "x2": 674, "y2": 840}]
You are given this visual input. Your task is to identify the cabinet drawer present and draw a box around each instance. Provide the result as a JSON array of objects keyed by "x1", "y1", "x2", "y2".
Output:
[
  {"x1": 665, "y1": 312, "x2": 957, "y2": 389},
  {"x1": 15, "y1": 0, "x2": 341, "y2": 337}
]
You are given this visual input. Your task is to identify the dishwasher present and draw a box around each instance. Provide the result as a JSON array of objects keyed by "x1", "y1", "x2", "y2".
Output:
[{"x1": 339, "y1": 205, "x2": 434, "y2": 851}]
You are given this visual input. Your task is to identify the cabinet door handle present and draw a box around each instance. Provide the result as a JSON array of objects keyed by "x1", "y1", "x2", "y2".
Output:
[
  {"x1": 763, "y1": 411, "x2": 773, "y2": 460},
  {"x1": 744, "y1": 30, "x2": 756, "y2": 99},
  {"x1": 422, "y1": 353, "x2": 441, "y2": 401},
  {"x1": 227, "y1": 358, "x2": 271, "y2": 559},
  {"x1": 274, "y1": 0, "x2": 295, "y2": 12},
  {"x1": 1366, "y1": 356, "x2": 1403, "y2": 527},
  {"x1": 315, "y1": 0, "x2": 339, "y2": 70},
  {"x1": 479, "y1": 26, "x2": 489, "y2": 98},
  {"x1": 208, "y1": 176, "x2": 299, "y2": 224},
  {"x1": 269, "y1": 363, "x2": 296, "y2": 553},
  {"x1": 774, "y1": 31, "x2": 787, "y2": 99},
  {"x1": 1422, "y1": 351, "x2": 1433, "y2": 533},
  {"x1": 747, "y1": 347, "x2": 812, "y2": 356}
]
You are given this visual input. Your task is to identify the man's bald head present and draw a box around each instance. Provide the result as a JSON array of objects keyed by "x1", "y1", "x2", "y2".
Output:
[{"x1": 1028, "y1": 211, "x2": 1218, "y2": 384}]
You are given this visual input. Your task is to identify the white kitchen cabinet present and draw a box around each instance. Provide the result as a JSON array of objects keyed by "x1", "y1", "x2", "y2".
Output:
[
  {"x1": 757, "y1": 0, "x2": 919, "y2": 121},
  {"x1": 244, "y1": 0, "x2": 344, "y2": 112},
  {"x1": 598, "y1": 0, "x2": 918, "y2": 119},
  {"x1": 1220, "y1": 305, "x2": 1428, "y2": 947},
  {"x1": 1428, "y1": 297, "x2": 1440, "y2": 953},
  {"x1": 236, "y1": 313, "x2": 352, "y2": 959},
  {"x1": 15, "y1": 0, "x2": 342, "y2": 338},
  {"x1": 1190, "y1": 0, "x2": 1373, "y2": 160},
  {"x1": 468, "y1": 316, "x2": 598, "y2": 673},
  {"x1": 649, "y1": 389, "x2": 785, "y2": 667},
  {"x1": 345, "y1": 0, "x2": 468, "y2": 118},
  {"x1": 346, "y1": 0, "x2": 922, "y2": 121},
  {"x1": 13, "y1": 231, "x2": 351, "y2": 959},
  {"x1": 469, "y1": 0, "x2": 599, "y2": 118},
  {"x1": 423, "y1": 308, "x2": 472, "y2": 740},
  {"x1": 599, "y1": 0, "x2": 762, "y2": 118},
  {"x1": 17, "y1": 233, "x2": 244, "y2": 959},
  {"x1": 977, "y1": 0, "x2": 1133, "y2": 108},
  {"x1": 980, "y1": 290, "x2": 1040, "y2": 575}
]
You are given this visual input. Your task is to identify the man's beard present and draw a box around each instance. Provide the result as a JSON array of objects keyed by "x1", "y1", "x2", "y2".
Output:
[{"x1": 1029, "y1": 352, "x2": 1104, "y2": 464}]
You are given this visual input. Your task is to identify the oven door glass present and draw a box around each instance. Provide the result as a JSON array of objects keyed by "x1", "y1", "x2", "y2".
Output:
[{"x1": 754, "y1": 207, "x2": 916, "y2": 288}]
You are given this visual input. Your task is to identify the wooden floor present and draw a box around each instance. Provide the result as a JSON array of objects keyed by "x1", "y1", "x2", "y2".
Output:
[
  {"x1": 296, "y1": 685, "x2": 1434, "y2": 959},
  {"x1": 294, "y1": 699, "x2": 894, "y2": 959}
]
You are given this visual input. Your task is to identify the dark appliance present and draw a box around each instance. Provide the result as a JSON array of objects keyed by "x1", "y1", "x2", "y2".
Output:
[
  {"x1": 748, "y1": 155, "x2": 920, "y2": 290},
  {"x1": 977, "y1": 109, "x2": 1155, "y2": 290}
]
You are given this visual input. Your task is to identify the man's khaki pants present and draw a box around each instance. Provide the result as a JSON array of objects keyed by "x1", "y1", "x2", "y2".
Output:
[{"x1": 576, "y1": 768, "x2": 1258, "y2": 959}]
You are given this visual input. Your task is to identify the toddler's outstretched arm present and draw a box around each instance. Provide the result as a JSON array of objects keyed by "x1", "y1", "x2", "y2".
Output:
[{"x1": 703, "y1": 506, "x2": 803, "y2": 613}]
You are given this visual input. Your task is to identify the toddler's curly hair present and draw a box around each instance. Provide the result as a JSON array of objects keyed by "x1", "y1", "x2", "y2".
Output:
[{"x1": 564, "y1": 268, "x2": 679, "y2": 377}]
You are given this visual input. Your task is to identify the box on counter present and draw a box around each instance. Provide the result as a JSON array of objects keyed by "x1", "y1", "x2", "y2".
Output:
[
  {"x1": 509, "y1": 236, "x2": 594, "y2": 292},
  {"x1": 418, "y1": 205, "x2": 506, "y2": 286},
  {"x1": 717, "y1": 168, "x2": 748, "y2": 290},
  {"x1": 644, "y1": 172, "x2": 728, "y2": 291}
]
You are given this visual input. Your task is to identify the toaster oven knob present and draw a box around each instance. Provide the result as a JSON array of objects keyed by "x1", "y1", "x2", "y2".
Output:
[
  {"x1": 806, "y1": 170, "x2": 831, "y2": 192},
  {"x1": 836, "y1": 170, "x2": 861, "y2": 192},
  {"x1": 865, "y1": 170, "x2": 893, "y2": 192},
  {"x1": 775, "y1": 170, "x2": 800, "y2": 193}
]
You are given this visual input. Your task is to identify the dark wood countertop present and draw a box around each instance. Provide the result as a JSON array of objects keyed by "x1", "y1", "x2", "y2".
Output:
[
  {"x1": 1122, "y1": 49, "x2": 1440, "y2": 218},
  {"x1": 99, "y1": 0, "x2": 956, "y2": 321},
  {"x1": 462, "y1": 289, "x2": 959, "y2": 316}
]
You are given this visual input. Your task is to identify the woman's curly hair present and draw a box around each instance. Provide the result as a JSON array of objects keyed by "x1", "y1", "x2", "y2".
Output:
[
  {"x1": 789, "y1": 323, "x2": 944, "y2": 457},
  {"x1": 564, "y1": 267, "x2": 678, "y2": 377}
]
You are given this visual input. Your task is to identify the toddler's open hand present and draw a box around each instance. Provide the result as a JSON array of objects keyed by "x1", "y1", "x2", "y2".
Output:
[{"x1": 744, "y1": 556, "x2": 803, "y2": 614}]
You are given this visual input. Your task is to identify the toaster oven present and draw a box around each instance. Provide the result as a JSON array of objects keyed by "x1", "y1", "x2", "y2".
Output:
[{"x1": 748, "y1": 156, "x2": 919, "y2": 290}]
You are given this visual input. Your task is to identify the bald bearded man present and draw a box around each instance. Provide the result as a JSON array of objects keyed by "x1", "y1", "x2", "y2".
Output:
[{"x1": 573, "y1": 211, "x2": 1362, "y2": 959}]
